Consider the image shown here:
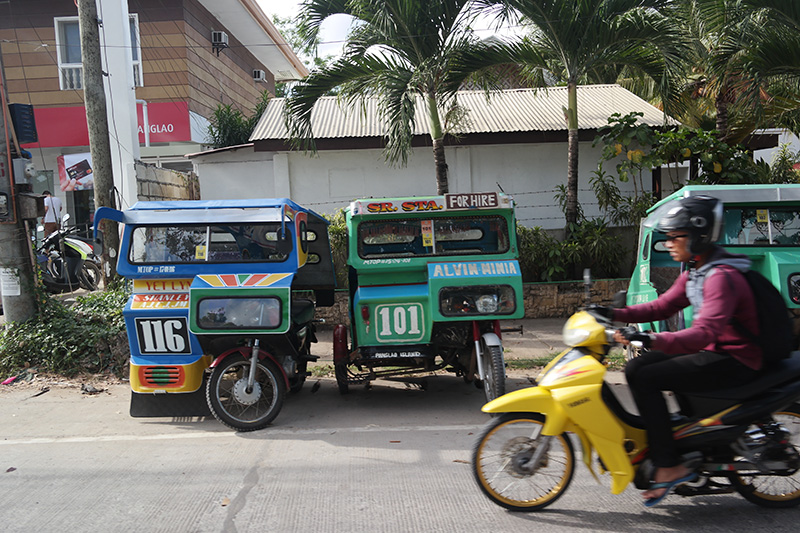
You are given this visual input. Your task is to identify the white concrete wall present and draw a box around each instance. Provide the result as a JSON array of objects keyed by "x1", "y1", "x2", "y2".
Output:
[
  {"x1": 193, "y1": 147, "x2": 277, "y2": 199},
  {"x1": 191, "y1": 141, "x2": 647, "y2": 229}
]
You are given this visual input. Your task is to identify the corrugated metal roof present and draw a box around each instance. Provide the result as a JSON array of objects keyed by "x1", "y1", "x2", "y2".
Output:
[{"x1": 251, "y1": 84, "x2": 675, "y2": 141}]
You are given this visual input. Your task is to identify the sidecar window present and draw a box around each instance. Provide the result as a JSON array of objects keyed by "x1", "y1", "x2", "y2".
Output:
[
  {"x1": 196, "y1": 297, "x2": 282, "y2": 330},
  {"x1": 130, "y1": 223, "x2": 290, "y2": 264},
  {"x1": 358, "y1": 216, "x2": 509, "y2": 258}
]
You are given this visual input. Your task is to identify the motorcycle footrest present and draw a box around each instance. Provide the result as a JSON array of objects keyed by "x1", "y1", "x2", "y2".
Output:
[{"x1": 674, "y1": 478, "x2": 736, "y2": 497}]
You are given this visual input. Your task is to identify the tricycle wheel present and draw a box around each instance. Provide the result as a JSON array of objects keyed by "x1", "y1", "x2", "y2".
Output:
[
  {"x1": 334, "y1": 361, "x2": 349, "y2": 395},
  {"x1": 206, "y1": 352, "x2": 286, "y2": 431},
  {"x1": 289, "y1": 360, "x2": 307, "y2": 394},
  {"x1": 480, "y1": 338, "x2": 505, "y2": 402}
]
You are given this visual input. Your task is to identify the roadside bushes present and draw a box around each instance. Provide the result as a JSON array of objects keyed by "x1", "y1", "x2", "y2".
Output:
[
  {"x1": 517, "y1": 220, "x2": 626, "y2": 282},
  {"x1": 0, "y1": 286, "x2": 130, "y2": 379}
]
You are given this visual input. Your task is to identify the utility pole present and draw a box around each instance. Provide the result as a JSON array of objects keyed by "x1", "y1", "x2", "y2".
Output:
[
  {"x1": 0, "y1": 50, "x2": 37, "y2": 322},
  {"x1": 77, "y1": 0, "x2": 119, "y2": 281}
]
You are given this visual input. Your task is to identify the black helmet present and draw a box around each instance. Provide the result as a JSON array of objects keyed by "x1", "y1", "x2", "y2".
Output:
[{"x1": 655, "y1": 195, "x2": 723, "y2": 255}]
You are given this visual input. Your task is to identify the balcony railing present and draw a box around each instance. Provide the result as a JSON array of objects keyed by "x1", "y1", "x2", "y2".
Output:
[{"x1": 59, "y1": 64, "x2": 142, "y2": 90}]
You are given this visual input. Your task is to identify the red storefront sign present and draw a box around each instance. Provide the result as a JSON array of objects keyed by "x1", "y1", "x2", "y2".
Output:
[{"x1": 21, "y1": 102, "x2": 191, "y2": 148}]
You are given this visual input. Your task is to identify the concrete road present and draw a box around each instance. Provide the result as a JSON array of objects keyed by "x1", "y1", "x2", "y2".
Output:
[{"x1": 1, "y1": 371, "x2": 796, "y2": 533}]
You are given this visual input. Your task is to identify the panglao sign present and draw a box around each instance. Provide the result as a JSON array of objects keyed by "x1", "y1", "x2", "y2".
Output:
[
  {"x1": 22, "y1": 102, "x2": 192, "y2": 148},
  {"x1": 135, "y1": 102, "x2": 191, "y2": 143}
]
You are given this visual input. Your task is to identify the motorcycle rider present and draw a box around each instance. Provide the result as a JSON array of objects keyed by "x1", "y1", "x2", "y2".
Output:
[{"x1": 604, "y1": 195, "x2": 763, "y2": 506}]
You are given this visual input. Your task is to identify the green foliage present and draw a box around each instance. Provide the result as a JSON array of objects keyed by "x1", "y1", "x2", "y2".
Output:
[
  {"x1": 324, "y1": 209, "x2": 349, "y2": 289},
  {"x1": 768, "y1": 144, "x2": 800, "y2": 184},
  {"x1": 592, "y1": 111, "x2": 799, "y2": 187},
  {"x1": 589, "y1": 167, "x2": 656, "y2": 226},
  {"x1": 516, "y1": 221, "x2": 624, "y2": 282},
  {"x1": 0, "y1": 286, "x2": 130, "y2": 379},
  {"x1": 207, "y1": 91, "x2": 271, "y2": 149}
]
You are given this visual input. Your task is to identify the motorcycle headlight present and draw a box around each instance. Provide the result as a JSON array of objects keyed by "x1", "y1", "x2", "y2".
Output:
[
  {"x1": 439, "y1": 285, "x2": 516, "y2": 316},
  {"x1": 563, "y1": 326, "x2": 591, "y2": 347}
]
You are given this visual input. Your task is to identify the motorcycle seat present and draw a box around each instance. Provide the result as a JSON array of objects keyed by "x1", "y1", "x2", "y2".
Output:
[
  {"x1": 291, "y1": 298, "x2": 315, "y2": 325},
  {"x1": 686, "y1": 351, "x2": 800, "y2": 401}
]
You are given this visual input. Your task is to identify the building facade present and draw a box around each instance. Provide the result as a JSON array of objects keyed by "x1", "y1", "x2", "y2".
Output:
[{"x1": 0, "y1": 0, "x2": 305, "y2": 226}]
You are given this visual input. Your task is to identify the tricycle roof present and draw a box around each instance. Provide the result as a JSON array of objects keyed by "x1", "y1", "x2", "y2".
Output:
[
  {"x1": 106, "y1": 198, "x2": 326, "y2": 225},
  {"x1": 651, "y1": 184, "x2": 800, "y2": 211},
  {"x1": 348, "y1": 192, "x2": 514, "y2": 217}
]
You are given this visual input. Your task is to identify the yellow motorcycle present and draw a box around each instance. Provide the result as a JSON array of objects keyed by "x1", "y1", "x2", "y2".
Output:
[{"x1": 473, "y1": 301, "x2": 800, "y2": 510}]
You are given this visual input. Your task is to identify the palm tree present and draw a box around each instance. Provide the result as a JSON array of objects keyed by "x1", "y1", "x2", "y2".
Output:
[
  {"x1": 471, "y1": 0, "x2": 688, "y2": 225},
  {"x1": 286, "y1": 0, "x2": 504, "y2": 195}
]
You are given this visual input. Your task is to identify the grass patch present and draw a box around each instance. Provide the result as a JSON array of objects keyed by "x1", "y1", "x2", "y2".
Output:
[{"x1": 506, "y1": 349, "x2": 626, "y2": 372}]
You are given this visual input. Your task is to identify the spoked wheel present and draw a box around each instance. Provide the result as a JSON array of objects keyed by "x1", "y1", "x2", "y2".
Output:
[
  {"x1": 479, "y1": 338, "x2": 505, "y2": 402},
  {"x1": 79, "y1": 261, "x2": 101, "y2": 291},
  {"x1": 730, "y1": 404, "x2": 800, "y2": 508},
  {"x1": 334, "y1": 361, "x2": 349, "y2": 395},
  {"x1": 473, "y1": 413, "x2": 575, "y2": 511},
  {"x1": 206, "y1": 353, "x2": 286, "y2": 432}
]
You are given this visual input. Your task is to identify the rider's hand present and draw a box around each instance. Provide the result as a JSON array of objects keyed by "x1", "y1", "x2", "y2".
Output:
[
  {"x1": 618, "y1": 326, "x2": 654, "y2": 348},
  {"x1": 587, "y1": 304, "x2": 614, "y2": 321}
]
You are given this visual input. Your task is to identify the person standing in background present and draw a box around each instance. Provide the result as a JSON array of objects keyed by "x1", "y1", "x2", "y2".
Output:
[{"x1": 42, "y1": 190, "x2": 62, "y2": 237}]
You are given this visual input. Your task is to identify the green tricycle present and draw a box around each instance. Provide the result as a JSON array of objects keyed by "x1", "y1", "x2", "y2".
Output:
[
  {"x1": 625, "y1": 184, "x2": 800, "y2": 358},
  {"x1": 332, "y1": 192, "x2": 525, "y2": 401}
]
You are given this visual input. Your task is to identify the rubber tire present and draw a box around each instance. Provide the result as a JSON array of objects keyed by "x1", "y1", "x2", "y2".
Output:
[
  {"x1": 334, "y1": 361, "x2": 349, "y2": 395},
  {"x1": 480, "y1": 338, "x2": 505, "y2": 403},
  {"x1": 79, "y1": 261, "x2": 101, "y2": 291},
  {"x1": 473, "y1": 412, "x2": 575, "y2": 511},
  {"x1": 206, "y1": 353, "x2": 286, "y2": 432},
  {"x1": 289, "y1": 359, "x2": 307, "y2": 394},
  {"x1": 730, "y1": 403, "x2": 800, "y2": 508}
]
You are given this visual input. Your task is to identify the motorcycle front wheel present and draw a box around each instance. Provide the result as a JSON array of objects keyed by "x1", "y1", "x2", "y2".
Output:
[
  {"x1": 206, "y1": 353, "x2": 286, "y2": 432},
  {"x1": 473, "y1": 412, "x2": 575, "y2": 511},
  {"x1": 479, "y1": 338, "x2": 505, "y2": 403},
  {"x1": 730, "y1": 404, "x2": 800, "y2": 508},
  {"x1": 79, "y1": 261, "x2": 101, "y2": 291}
]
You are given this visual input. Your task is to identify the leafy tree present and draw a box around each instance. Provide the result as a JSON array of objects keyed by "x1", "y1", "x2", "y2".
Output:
[
  {"x1": 207, "y1": 91, "x2": 271, "y2": 149},
  {"x1": 271, "y1": 15, "x2": 337, "y2": 97},
  {"x1": 472, "y1": 0, "x2": 689, "y2": 227},
  {"x1": 287, "y1": 0, "x2": 508, "y2": 195}
]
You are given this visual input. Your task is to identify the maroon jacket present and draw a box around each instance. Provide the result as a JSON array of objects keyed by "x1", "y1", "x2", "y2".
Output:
[{"x1": 615, "y1": 250, "x2": 762, "y2": 370}]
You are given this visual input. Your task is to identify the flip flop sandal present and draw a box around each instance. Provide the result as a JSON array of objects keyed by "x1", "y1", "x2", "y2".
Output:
[{"x1": 644, "y1": 472, "x2": 699, "y2": 507}]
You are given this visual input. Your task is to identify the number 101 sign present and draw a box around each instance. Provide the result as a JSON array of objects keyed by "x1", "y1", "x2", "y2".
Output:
[{"x1": 374, "y1": 303, "x2": 425, "y2": 342}]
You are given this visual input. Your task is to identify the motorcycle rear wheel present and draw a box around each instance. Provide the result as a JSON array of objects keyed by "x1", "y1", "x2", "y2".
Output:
[
  {"x1": 79, "y1": 261, "x2": 101, "y2": 291},
  {"x1": 479, "y1": 338, "x2": 505, "y2": 403},
  {"x1": 730, "y1": 404, "x2": 800, "y2": 508},
  {"x1": 473, "y1": 413, "x2": 575, "y2": 511},
  {"x1": 206, "y1": 353, "x2": 286, "y2": 431}
]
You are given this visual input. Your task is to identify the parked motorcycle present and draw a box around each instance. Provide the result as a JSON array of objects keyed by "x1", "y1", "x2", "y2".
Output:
[
  {"x1": 472, "y1": 273, "x2": 800, "y2": 510},
  {"x1": 37, "y1": 217, "x2": 101, "y2": 293}
]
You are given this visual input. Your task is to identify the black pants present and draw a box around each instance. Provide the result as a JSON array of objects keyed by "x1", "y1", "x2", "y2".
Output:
[{"x1": 625, "y1": 350, "x2": 759, "y2": 468}]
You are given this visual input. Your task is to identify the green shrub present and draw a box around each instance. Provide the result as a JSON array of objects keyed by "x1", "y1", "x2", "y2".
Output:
[{"x1": 0, "y1": 286, "x2": 130, "y2": 379}]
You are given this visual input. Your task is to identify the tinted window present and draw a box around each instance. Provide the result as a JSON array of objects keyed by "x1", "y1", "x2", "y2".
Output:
[
  {"x1": 130, "y1": 224, "x2": 290, "y2": 264},
  {"x1": 358, "y1": 216, "x2": 509, "y2": 259}
]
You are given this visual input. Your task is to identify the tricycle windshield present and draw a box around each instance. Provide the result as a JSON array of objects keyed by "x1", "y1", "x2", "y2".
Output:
[
  {"x1": 130, "y1": 223, "x2": 290, "y2": 264},
  {"x1": 358, "y1": 216, "x2": 509, "y2": 259},
  {"x1": 196, "y1": 296, "x2": 282, "y2": 330}
]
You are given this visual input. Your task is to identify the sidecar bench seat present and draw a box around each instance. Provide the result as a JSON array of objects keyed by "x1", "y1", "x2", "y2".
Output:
[
  {"x1": 688, "y1": 352, "x2": 800, "y2": 401},
  {"x1": 291, "y1": 298, "x2": 315, "y2": 325}
]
